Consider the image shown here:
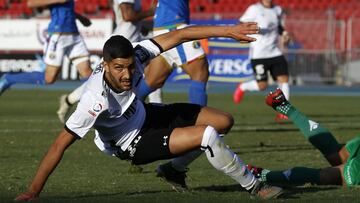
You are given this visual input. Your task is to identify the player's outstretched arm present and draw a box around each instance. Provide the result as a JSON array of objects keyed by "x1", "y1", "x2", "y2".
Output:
[
  {"x1": 15, "y1": 129, "x2": 77, "y2": 201},
  {"x1": 27, "y1": 0, "x2": 69, "y2": 8},
  {"x1": 152, "y1": 22, "x2": 259, "y2": 52}
]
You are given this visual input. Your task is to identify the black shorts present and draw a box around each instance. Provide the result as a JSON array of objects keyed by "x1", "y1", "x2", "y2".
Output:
[
  {"x1": 251, "y1": 55, "x2": 288, "y2": 82},
  {"x1": 123, "y1": 103, "x2": 201, "y2": 165}
]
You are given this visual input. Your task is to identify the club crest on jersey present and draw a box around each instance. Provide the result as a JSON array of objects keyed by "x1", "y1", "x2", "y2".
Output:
[{"x1": 93, "y1": 103, "x2": 103, "y2": 112}]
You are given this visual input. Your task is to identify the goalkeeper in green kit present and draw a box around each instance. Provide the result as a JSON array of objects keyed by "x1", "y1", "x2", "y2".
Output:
[{"x1": 248, "y1": 88, "x2": 360, "y2": 186}]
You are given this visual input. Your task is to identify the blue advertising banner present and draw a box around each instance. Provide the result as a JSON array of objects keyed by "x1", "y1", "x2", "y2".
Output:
[
  {"x1": 166, "y1": 54, "x2": 254, "y2": 84},
  {"x1": 191, "y1": 19, "x2": 250, "y2": 51},
  {"x1": 166, "y1": 19, "x2": 254, "y2": 84}
]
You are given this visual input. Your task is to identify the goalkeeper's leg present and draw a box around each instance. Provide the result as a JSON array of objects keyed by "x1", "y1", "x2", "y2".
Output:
[{"x1": 266, "y1": 89, "x2": 345, "y2": 166}]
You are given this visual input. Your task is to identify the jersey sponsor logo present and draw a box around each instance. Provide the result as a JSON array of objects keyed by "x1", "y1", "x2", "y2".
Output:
[
  {"x1": 93, "y1": 64, "x2": 103, "y2": 75},
  {"x1": 88, "y1": 110, "x2": 97, "y2": 117},
  {"x1": 309, "y1": 120, "x2": 319, "y2": 131},
  {"x1": 93, "y1": 103, "x2": 103, "y2": 112}
]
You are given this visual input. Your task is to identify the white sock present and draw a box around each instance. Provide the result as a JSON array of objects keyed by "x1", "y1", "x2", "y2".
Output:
[
  {"x1": 67, "y1": 81, "x2": 87, "y2": 105},
  {"x1": 240, "y1": 80, "x2": 260, "y2": 92},
  {"x1": 171, "y1": 149, "x2": 203, "y2": 172},
  {"x1": 278, "y1": 82, "x2": 290, "y2": 100},
  {"x1": 148, "y1": 88, "x2": 163, "y2": 103},
  {"x1": 200, "y1": 126, "x2": 257, "y2": 190}
]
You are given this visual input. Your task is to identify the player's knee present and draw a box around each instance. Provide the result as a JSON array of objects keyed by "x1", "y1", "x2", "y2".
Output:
[
  {"x1": 188, "y1": 70, "x2": 209, "y2": 82},
  {"x1": 220, "y1": 113, "x2": 234, "y2": 134},
  {"x1": 44, "y1": 76, "x2": 57, "y2": 84},
  {"x1": 200, "y1": 126, "x2": 219, "y2": 149}
]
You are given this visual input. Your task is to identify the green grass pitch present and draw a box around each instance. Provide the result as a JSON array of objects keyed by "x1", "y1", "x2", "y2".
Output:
[{"x1": 0, "y1": 90, "x2": 360, "y2": 203}]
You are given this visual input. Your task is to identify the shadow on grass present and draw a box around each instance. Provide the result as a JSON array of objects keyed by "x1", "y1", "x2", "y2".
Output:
[
  {"x1": 232, "y1": 143, "x2": 315, "y2": 154},
  {"x1": 193, "y1": 184, "x2": 339, "y2": 199}
]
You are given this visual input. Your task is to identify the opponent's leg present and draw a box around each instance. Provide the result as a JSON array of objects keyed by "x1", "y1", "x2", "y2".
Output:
[
  {"x1": 256, "y1": 165, "x2": 343, "y2": 186},
  {"x1": 266, "y1": 88, "x2": 342, "y2": 165},
  {"x1": 181, "y1": 57, "x2": 209, "y2": 106},
  {"x1": 233, "y1": 79, "x2": 260, "y2": 104},
  {"x1": 137, "y1": 56, "x2": 172, "y2": 101}
]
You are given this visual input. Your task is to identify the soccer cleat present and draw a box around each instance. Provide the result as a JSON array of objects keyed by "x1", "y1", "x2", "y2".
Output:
[
  {"x1": 265, "y1": 88, "x2": 289, "y2": 109},
  {"x1": 247, "y1": 164, "x2": 263, "y2": 179},
  {"x1": 0, "y1": 76, "x2": 11, "y2": 96},
  {"x1": 250, "y1": 181, "x2": 283, "y2": 200},
  {"x1": 57, "y1": 94, "x2": 71, "y2": 123},
  {"x1": 275, "y1": 113, "x2": 289, "y2": 122},
  {"x1": 233, "y1": 84, "x2": 245, "y2": 104},
  {"x1": 156, "y1": 162, "x2": 188, "y2": 192}
]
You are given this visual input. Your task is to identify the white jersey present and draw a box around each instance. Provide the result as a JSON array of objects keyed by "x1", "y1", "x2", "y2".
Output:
[
  {"x1": 65, "y1": 39, "x2": 162, "y2": 155},
  {"x1": 112, "y1": 0, "x2": 142, "y2": 42},
  {"x1": 240, "y1": 3, "x2": 284, "y2": 59}
]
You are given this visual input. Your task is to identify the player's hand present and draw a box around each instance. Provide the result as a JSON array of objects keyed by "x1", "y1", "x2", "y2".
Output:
[
  {"x1": 14, "y1": 191, "x2": 38, "y2": 202},
  {"x1": 228, "y1": 22, "x2": 259, "y2": 43}
]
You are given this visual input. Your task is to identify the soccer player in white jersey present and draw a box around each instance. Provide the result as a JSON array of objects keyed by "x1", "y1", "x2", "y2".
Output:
[
  {"x1": 112, "y1": 0, "x2": 155, "y2": 172},
  {"x1": 15, "y1": 23, "x2": 284, "y2": 201},
  {"x1": 233, "y1": 0, "x2": 291, "y2": 121},
  {"x1": 0, "y1": 0, "x2": 93, "y2": 123}
]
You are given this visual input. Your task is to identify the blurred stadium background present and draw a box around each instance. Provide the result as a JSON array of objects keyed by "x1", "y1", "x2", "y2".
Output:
[{"x1": 1, "y1": 0, "x2": 360, "y2": 88}]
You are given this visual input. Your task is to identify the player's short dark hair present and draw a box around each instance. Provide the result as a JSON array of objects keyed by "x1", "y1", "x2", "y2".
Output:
[{"x1": 103, "y1": 35, "x2": 134, "y2": 62}]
